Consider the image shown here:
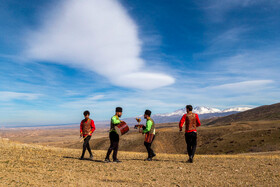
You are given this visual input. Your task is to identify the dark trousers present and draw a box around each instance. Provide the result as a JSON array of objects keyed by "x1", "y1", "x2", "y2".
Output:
[
  {"x1": 185, "y1": 132, "x2": 197, "y2": 158},
  {"x1": 81, "y1": 136, "x2": 93, "y2": 158},
  {"x1": 106, "y1": 131, "x2": 119, "y2": 160},
  {"x1": 144, "y1": 135, "x2": 155, "y2": 158}
]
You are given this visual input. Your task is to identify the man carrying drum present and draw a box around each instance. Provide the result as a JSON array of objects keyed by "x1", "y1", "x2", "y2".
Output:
[
  {"x1": 105, "y1": 107, "x2": 123, "y2": 163},
  {"x1": 80, "y1": 110, "x2": 96, "y2": 160},
  {"x1": 179, "y1": 105, "x2": 201, "y2": 163},
  {"x1": 142, "y1": 110, "x2": 156, "y2": 161}
]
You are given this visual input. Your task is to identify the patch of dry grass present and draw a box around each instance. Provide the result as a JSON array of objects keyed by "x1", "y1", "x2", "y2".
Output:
[{"x1": 1, "y1": 138, "x2": 280, "y2": 186}]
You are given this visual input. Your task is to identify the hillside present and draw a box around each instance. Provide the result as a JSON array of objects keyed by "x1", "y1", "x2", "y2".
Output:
[
  {"x1": 66, "y1": 120, "x2": 280, "y2": 155},
  {"x1": 1, "y1": 138, "x2": 280, "y2": 186},
  {"x1": 1, "y1": 119, "x2": 280, "y2": 155},
  {"x1": 205, "y1": 103, "x2": 280, "y2": 126}
]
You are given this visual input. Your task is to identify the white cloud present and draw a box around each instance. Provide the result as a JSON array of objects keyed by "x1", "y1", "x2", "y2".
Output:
[
  {"x1": 24, "y1": 0, "x2": 175, "y2": 90},
  {"x1": 0, "y1": 91, "x2": 41, "y2": 101},
  {"x1": 210, "y1": 80, "x2": 274, "y2": 91}
]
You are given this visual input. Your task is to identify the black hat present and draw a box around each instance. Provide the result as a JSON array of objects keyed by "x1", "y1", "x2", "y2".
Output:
[
  {"x1": 116, "y1": 107, "x2": 123, "y2": 112},
  {"x1": 144, "y1": 109, "x2": 152, "y2": 116}
]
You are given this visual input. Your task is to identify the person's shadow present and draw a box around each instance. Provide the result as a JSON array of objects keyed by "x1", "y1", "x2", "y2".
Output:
[
  {"x1": 63, "y1": 156, "x2": 104, "y2": 163},
  {"x1": 63, "y1": 156, "x2": 189, "y2": 163}
]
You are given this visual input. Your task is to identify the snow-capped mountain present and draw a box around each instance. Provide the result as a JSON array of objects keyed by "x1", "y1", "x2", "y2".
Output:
[
  {"x1": 222, "y1": 107, "x2": 252, "y2": 113},
  {"x1": 121, "y1": 106, "x2": 253, "y2": 125},
  {"x1": 98, "y1": 106, "x2": 253, "y2": 126},
  {"x1": 154, "y1": 106, "x2": 252, "y2": 117},
  {"x1": 193, "y1": 106, "x2": 222, "y2": 114}
]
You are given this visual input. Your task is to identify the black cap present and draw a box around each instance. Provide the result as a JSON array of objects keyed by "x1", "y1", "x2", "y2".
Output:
[
  {"x1": 144, "y1": 109, "x2": 152, "y2": 116},
  {"x1": 116, "y1": 107, "x2": 123, "y2": 112}
]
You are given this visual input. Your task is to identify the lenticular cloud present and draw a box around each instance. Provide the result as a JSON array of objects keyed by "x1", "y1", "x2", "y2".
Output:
[{"x1": 25, "y1": 0, "x2": 175, "y2": 89}]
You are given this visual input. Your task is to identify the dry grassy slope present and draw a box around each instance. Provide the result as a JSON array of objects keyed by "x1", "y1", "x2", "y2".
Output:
[
  {"x1": 1, "y1": 138, "x2": 280, "y2": 186},
  {"x1": 206, "y1": 102, "x2": 280, "y2": 126},
  {"x1": 66, "y1": 120, "x2": 280, "y2": 155}
]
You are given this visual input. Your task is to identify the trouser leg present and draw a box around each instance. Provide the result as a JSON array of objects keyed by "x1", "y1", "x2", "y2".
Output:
[
  {"x1": 185, "y1": 133, "x2": 192, "y2": 158},
  {"x1": 144, "y1": 142, "x2": 150, "y2": 157},
  {"x1": 81, "y1": 136, "x2": 91, "y2": 158},
  {"x1": 149, "y1": 136, "x2": 155, "y2": 157},
  {"x1": 144, "y1": 135, "x2": 155, "y2": 158},
  {"x1": 112, "y1": 133, "x2": 119, "y2": 161},
  {"x1": 105, "y1": 132, "x2": 114, "y2": 159},
  {"x1": 86, "y1": 136, "x2": 93, "y2": 156},
  {"x1": 106, "y1": 132, "x2": 119, "y2": 160},
  {"x1": 190, "y1": 132, "x2": 197, "y2": 158}
]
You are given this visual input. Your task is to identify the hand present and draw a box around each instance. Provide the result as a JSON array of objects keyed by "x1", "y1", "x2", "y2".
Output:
[
  {"x1": 179, "y1": 128, "x2": 182, "y2": 132},
  {"x1": 80, "y1": 133, "x2": 83, "y2": 137}
]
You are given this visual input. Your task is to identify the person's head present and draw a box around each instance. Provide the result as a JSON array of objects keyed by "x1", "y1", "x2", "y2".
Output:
[
  {"x1": 115, "y1": 107, "x2": 123, "y2": 117},
  {"x1": 186, "y1": 105, "x2": 193, "y2": 113},
  {"x1": 83, "y1": 110, "x2": 90, "y2": 119},
  {"x1": 144, "y1": 109, "x2": 152, "y2": 119}
]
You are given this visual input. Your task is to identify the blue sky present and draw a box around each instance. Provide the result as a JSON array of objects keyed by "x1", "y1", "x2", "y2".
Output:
[{"x1": 0, "y1": 0, "x2": 279, "y2": 126}]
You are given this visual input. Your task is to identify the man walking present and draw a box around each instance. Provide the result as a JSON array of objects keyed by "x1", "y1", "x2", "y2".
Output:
[
  {"x1": 179, "y1": 105, "x2": 201, "y2": 163},
  {"x1": 142, "y1": 109, "x2": 156, "y2": 161},
  {"x1": 80, "y1": 110, "x2": 96, "y2": 160},
  {"x1": 105, "y1": 107, "x2": 123, "y2": 163}
]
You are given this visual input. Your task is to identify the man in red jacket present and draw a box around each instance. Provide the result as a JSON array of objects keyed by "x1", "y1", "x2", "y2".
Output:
[
  {"x1": 179, "y1": 105, "x2": 201, "y2": 163},
  {"x1": 80, "y1": 110, "x2": 96, "y2": 160}
]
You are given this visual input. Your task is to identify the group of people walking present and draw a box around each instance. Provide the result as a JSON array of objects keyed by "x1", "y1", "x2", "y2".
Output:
[{"x1": 79, "y1": 105, "x2": 201, "y2": 163}]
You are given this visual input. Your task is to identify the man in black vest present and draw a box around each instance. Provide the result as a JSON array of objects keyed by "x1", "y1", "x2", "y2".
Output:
[
  {"x1": 142, "y1": 110, "x2": 156, "y2": 161},
  {"x1": 105, "y1": 107, "x2": 123, "y2": 163}
]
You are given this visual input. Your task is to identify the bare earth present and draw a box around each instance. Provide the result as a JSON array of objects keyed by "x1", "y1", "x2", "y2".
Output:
[{"x1": 1, "y1": 138, "x2": 279, "y2": 186}]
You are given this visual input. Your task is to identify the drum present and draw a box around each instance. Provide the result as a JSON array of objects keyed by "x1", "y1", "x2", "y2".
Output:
[{"x1": 115, "y1": 121, "x2": 129, "y2": 136}]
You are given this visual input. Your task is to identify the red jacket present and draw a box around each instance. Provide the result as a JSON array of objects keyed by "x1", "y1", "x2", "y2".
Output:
[
  {"x1": 80, "y1": 119, "x2": 96, "y2": 137},
  {"x1": 179, "y1": 113, "x2": 201, "y2": 133}
]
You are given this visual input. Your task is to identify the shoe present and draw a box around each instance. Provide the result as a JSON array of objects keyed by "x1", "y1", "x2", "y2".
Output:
[
  {"x1": 113, "y1": 159, "x2": 122, "y2": 163},
  {"x1": 151, "y1": 153, "x2": 156, "y2": 158},
  {"x1": 144, "y1": 158, "x2": 152, "y2": 161},
  {"x1": 79, "y1": 157, "x2": 84, "y2": 160},
  {"x1": 188, "y1": 157, "x2": 193, "y2": 163},
  {"x1": 89, "y1": 155, "x2": 93, "y2": 160},
  {"x1": 104, "y1": 158, "x2": 111, "y2": 163}
]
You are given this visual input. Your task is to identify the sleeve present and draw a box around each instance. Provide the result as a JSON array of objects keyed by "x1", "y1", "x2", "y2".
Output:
[
  {"x1": 80, "y1": 121, "x2": 83, "y2": 133},
  {"x1": 91, "y1": 120, "x2": 96, "y2": 133},
  {"x1": 111, "y1": 116, "x2": 121, "y2": 125},
  {"x1": 179, "y1": 114, "x2": 186, "y2": 130},
  {"x1": 143, "y1": 120, "x2": 152, "y2": 134},
  {"x1": 195, "y1": 114, "x2": 201, "y2": 127}
]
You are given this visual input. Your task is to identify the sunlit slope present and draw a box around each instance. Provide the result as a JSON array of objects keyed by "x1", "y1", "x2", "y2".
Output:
[{"x1": 1, "y1": 139, "x2": 279, "y2": 186}]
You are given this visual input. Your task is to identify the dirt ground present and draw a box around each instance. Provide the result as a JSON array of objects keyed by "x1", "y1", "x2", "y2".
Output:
[{"x1": 1, "y1": 138, "x2": 279, "y2": 186}]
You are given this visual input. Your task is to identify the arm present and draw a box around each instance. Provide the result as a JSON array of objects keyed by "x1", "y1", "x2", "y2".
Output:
[
  {"x1": 111, "y1": 116, "x2": 121, "y2": 125},
  {"x1": 179, "y1": 114, "x2": 186, "y2": 131},
  {"x1": 90, "y1": 120, "x2": 96, "y2": 133},
  {"x1": 80, "y1": 121, "x2": 83, "y2": 136},
  {"x1": 143, "y1": 120, "x2": 152, "y2": 134},
  {"x1": 195, "y1": 114, "x2": 201, "y2": 127}
]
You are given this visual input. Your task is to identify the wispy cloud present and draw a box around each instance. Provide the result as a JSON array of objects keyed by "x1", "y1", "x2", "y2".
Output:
[
  {"x1": 208, "y1": 80, "x2": 275, "y2": 93},
  {"x1": 24, "y1": 0, "x2": 175, "y2": 90},
  {"x1": 200, "y1": 0, "x2": 280, "y2": 22},
  {"x1": 0, "y1": 91, "x2": 42, "y2": 101}
]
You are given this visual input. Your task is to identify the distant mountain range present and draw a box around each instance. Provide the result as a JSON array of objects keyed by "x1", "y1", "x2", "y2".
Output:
[
  {"x1": 109, "y1": 106, "x2": 253, "y2": 126},
  {"x1": 204, "y1": 103, "x2": 280, "y2": 126}
]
